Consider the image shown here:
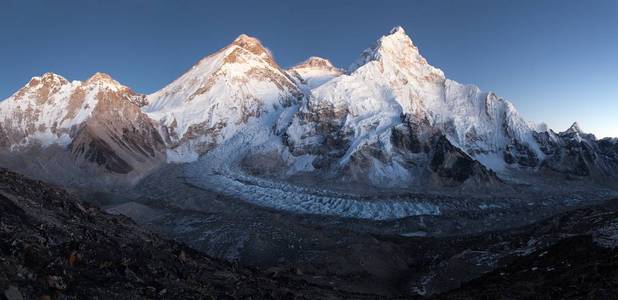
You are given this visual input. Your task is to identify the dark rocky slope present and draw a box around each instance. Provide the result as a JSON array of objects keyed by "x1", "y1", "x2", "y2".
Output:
[
  {"x1": 437, "y1": 235, "x2": 618, "y2": 299},
  {"x1": 0, "y1": 169, "x2": 372, "y2": 300},
  {"x1": 434, "y1": 199, "x2": 618, "y2": 299},
  {"x1": 1, "y1": 166, "x2": 617, "y2": 299}
]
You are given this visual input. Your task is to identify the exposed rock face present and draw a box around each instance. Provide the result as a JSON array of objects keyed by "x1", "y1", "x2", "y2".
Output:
[
  {"x1": 599, "y1": 137, "x2": 618, "y2": 160},
  {"x1": 145, "y1": 34, "x2": 303, "y2": 162},
  {"x1": 69, "y1": 89, "x2": 165, "y2": 176},
  {"x1": 430, "y1": 135, "x2": 500, "y2": 186},
  {"x1": 0, "y1": 169, "x2": 368, "y2": 299},
  {"x1": 0, "y1": 73, "x2": 165, "y2": 185},
  {"x1": 534, "y1": 123, "x2": 618, "y2": 179}
]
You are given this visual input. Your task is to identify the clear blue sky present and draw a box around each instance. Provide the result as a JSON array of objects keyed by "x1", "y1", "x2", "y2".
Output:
[{"x1": 1, "y1": 0, "x2": 616, "y2": 137}]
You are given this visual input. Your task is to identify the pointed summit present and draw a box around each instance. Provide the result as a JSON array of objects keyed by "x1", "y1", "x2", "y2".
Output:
[
  {"x1": 349, "y1": 26, "x2": 441, "y2": 77},
  {"x1": 566, "y1": 122, "x2": 583, "y2": 134},
  {"x1": 145, "y1": 33, "x2": 302, "y2": 161},
  {"x1": 87, "y1": 72, "x2": 114, "y2": 82},
  {"x1": 85, "y1": 72, "x2": 124, "y2": 91},
  {"x1": 389, "y1": 25, "x2": 406, "y2": 35},
  {"x1": 375, "y1": 25, "x2": 418, "y2": 55},
  {"x1": 233, "y1": 33, "x2": 261, "y2": 46},
  {"x1": 231, "y1": 33, "x2": 272, "y2": 58},
  {"x1": 559, "y1": 121, "x2": 598, "y2": 142}
]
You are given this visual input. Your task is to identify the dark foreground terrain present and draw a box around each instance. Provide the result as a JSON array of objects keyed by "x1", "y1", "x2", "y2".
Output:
[
  {"x1": 440, "y1": 235, "x2": 618, "y2": 299},
  {"x1": 0, "y1": 169, "x2": 372, "y2": 299},
  {"x1": 436, "y1": 202, "x2": 618, "y2": 299},
  {"x1": 1, "y1": 168, "x2": 617, "y2": 299}
]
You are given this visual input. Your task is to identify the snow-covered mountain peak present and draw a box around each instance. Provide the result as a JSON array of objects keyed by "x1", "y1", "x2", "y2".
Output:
[
  {"x1": 24, "y1": 72, "x2": 69, "y2": 91},
  {"x1": 230, "y1": 33, "x2": 273, "y2": 61},
  {"x1": 286, "y1": 26, "x2": 549, "y2": 184},
  {"x1": 349, "y1": 26, "x2": 444, "y2": 80},
  {"x1": 84, "y1": 72, "x2": 125, "y2": 91},
  {"x1": 86, "y1": 72, "x2": 114, "y2": 83},
  {"x1": 328, "y1": 26, "x2": 446, "y2": 118},
  {"x1": 176, "y1": 34, "x2": 276, "y2": 76},
  {"x1": 145, "y1": 32, "x2": 303, "y2": 161},
  {"x1": 559, "y1": 121, "x2": 595, "y2": 142},
  {"x1": 291, "y1": 56, "x2": 339, "y2": 71},
  {"x1": 289, "y1": 56, "x2": 343, "y2": 88},
  {"x1": 37, "y1": 72, "x2": 68, "y2": 83},
  {"x1": 351, "y1": 27, "x2": 418, "y2": 64},
  {"x1": 389, "y1": 25, "x2": 406, "y2": 35},
  {"x1": 9, "y1": 72, "x2": 73, "y2": 106},
  {"x1": 146, "y1": 32, "x2": 298, "y2": 107}
]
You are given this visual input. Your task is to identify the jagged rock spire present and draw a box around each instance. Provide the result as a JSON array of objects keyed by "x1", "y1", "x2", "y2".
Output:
[{"x1": 566, "y1": 122, "x2": 583, "y2": 133}]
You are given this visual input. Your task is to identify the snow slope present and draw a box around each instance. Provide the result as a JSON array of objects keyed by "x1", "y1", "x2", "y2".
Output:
[
  {"x1": 145, "y1": 34, "x2": 303, "y2": 162},
  {"x1": 289, "y1": 56, "x2": 343, "y2": 89}
]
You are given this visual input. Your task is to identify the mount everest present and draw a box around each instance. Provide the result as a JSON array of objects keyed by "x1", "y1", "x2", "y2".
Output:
[{"x1": 0, "y1": 26, "x2": 616, "y2": 207}]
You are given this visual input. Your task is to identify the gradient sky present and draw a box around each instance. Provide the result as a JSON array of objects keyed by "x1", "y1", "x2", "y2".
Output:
[{"x1": 1, "y1": 0, "x2": 616, "y2": 137}]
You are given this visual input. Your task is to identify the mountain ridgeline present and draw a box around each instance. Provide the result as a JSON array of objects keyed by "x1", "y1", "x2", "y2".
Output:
[{"x1": 0, "y1": 26, "x2": 616, "y2": 189}]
